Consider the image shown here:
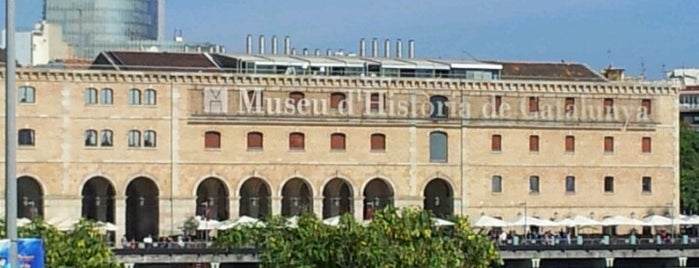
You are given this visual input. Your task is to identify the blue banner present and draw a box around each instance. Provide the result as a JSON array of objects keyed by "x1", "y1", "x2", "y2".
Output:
[{"x1": 0, "y1": 238, "x2": 45, "y2": 268}]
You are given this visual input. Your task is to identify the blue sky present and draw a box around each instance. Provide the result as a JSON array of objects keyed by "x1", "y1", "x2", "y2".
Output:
[{"x1": 2, "y1": 0, "x2": 697, "y2": 79}]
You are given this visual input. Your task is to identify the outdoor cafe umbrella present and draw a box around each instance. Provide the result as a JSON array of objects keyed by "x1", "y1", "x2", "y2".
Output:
[
  {"x1": 600, "y1": 216, "x2": 644, "y2": 226},
  {"x1": 507, "y1": 215, "x2": 558, "y2": 227},
  {"x1": 641, "y1": 215, "x2": 674, "y2": 226},
  {"x1": 217, "y1": 216, "x2": 265, "y2": 230},
  {"x1": 473, "y1": 215, "x2": 508, "y2": 228},
  {"x1": 195, "y1": 216, "x2": 222, "y2": 230}
]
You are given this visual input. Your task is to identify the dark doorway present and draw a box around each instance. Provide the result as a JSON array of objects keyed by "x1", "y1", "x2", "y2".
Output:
[
  {"x1": 281, "y1": 178, "x2": 313, "y2": 217},
  {"x1": 18, "y1": 176, "x2": 43, "y2": 219},
  {"x1": 322, "y1": 178, "x2": 352, "y2": 218},
  {"x1": 81, "y1": 177, "x2": 116, "y2": 223},
  {"x1": 125, "y1": 177, "x2": 159, "y2": 240},
  {"x1": 363, "y1": 178, "x2": 394, "y2": 220},
  {"x1": 423, "y1": 178, "x2": 453, "y2": 218},
  {"x1": 195, "y1": 177, "x2": 230, "y2": 221},
  {"x1": 239, "y1": 178, "x2": 271, "y2": 219}
]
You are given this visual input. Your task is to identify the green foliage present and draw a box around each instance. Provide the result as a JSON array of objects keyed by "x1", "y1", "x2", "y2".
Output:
[
  {"x1": 183, "y1": 216, "x2": 199, "y2": 237},
  {"x1": 681, "y1": 122, "x2": 699, "y2": 212},
  {"x1": 0, "y1": 218, "x2": 120, "y2": 268},
  {"x1": 214, "y1": 208, "x2": 502, "y2": 268}
]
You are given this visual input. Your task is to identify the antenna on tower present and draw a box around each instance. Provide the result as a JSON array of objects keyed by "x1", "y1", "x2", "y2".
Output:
[
  {"x1": 661, "y1": 64, "x2": 667, "y2": 79},
  {"x1": 640, "y1": 57, "x2": 646, "y2": 79},
  {"x1": 461, "y1": 50, "x2": 478, "y2": 61},
  {"x1": 606, "y1": 49, "x2": 612, "y2": 67}
]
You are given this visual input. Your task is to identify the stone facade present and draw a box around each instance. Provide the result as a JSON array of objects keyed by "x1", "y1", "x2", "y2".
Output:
[{"x1": 0, "y1": 70, "x2": 679, "y2": 241}]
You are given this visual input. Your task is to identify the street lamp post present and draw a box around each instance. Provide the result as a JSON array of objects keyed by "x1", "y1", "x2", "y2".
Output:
[
  {"x1": 5, "y1": 0, "x2": 19, "y2": 266},
  {"x1": 520, "y1": 202, "x2": 528, "y2": 236}
]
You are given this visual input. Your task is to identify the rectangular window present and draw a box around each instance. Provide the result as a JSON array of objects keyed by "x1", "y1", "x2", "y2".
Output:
[
  {"x1": 494, "y1": 95, "x2": 502, "y2": 113},
  {"x1": 604, "y1": 176, "x2": 614, "y2": 193},
  {"x1": 491, "y1": 176, "x2": 502, "y2": 193},
  {"x1": 642, "y1": 137, "x2": 651, "y2": 153},
  {"x1": 289, "y1": 133, "x2": 305, "y2": 150},
  {"x1": 642, "y1": 176, "x2": 652, "y2": 193},
  {"x1": 528, "y1": 97, "x2": 539, "y2": 113},
  {"x1": 491, "y1": 134, "x2": 502, "y2": 151},
  {"x1": 330, "y1": 133, "x2": 346, "y2": 150},
  {"x1": 565, "y1": 176, "x2": 575, "y2": 193},
  {"x1": 247, "y1": 132, "x2": 263, "y2": 149},
  {"x1": 529, "y1": 135, "x2": 539, "y2": 152},
  {"x1": 204, "y1": 131, "x2": 221, "y2": 149},
  {"x1": 604, "y1": 136, "x2": 614, "y2": 152},
  {"x1": 19, "y1": 86, "x2": 35, "y2": 103},
  {"x1": 529, "y1": 176, "x2": 540, "y2": 193},
  {"x1": 565, "y1": 97, "x2": 575, "y2": 113},
  {"x1": 641, "y1": 99, "x2": 652, "y2": 115},
  {"x1": 370, "y1": 134, "x2": 386, "y2": 151},
  {"x1": 603, "y1": 98, "x2": 614, "y2": 115},
  {"x1": 565, "y1": 136, "x2": 575, "y2": 152}
]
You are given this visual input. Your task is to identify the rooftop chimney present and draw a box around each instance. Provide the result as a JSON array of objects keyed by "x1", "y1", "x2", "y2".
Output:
[
  {"x1": 271, "y1": 35, "x2": 278, "y2": 55},
  {"x1": 291, "y1": 48, "x2": 296, "y2": 55},
  {"x1": 284, "y1": 36, "x2": 291, "y2": 55},
  {"x1": 303, "y1": 48, "x2": 308, "y2": 56},
  {"x1": 327, "y1": 49, "x2": 332, "y2": 56},
  {"x1": 408, "y1": 40, "x2": 415, "y2": 58},
  {"x1": 258, "y1": 35, "x2": 265, "y2": 54},
  {"x1": 372, "y1": 38, "x2": 378, "y2": 58},
  {"x1": 359, "y1": 38, "x2": 366, "y2": 57},
  {"x1": 246, "y1": 34, "x2": 253, "y2": 54},
  {"x1": 384, "y1": 39, "x2": 390, "y2": 58},
  {"x1": 314, "y1": 49, "x2": 320, "y2": 56},
  {"x1": 396, "y1": 39, "x2": 402, "y2": 58}
]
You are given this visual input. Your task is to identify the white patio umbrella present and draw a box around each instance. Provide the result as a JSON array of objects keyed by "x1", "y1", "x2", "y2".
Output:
[
  {"x1": 195, "y1": 216, "x2": 221, "y2": 230},
  {"x1": 432, "y1": 218, "x2": 455, "y2": 227},
  {"x1": 217, "y1": 216, "x2": 265, "y2": 230},
  {"x1": 677, "y1": 215, "x2": 699, "y2": 225},
  {"x1": 508, "y1": 215, "x2": 558, "y2": 227},
  {"x1": 47, "y1": 217, "x2": 80, "y2": 231},
  {"x1": 322, "y1": 216, "x2": 342, "y2": 226},
  {"x1": 556, "y1": 218, "x2": 576, "y2": 227},
  {"x1": 96, "y1": 221, "x2": 118, "y2": 232},
  {"x1": 17, "y1": 218, "x2": 32, "y2": 227},
  {"x1": 285, "y1": 216, "x2": 299, "y2": 228},
  {"x1": 641, "y1": 215, "x2": 674, "y2": 226},
  {"x1": 600, "y1": 216, "x2": 644, "y2": 226},
  {"x1": 473, "y1": 215, "x2": 508, "y2": 228},
  {"x1": 571, "y1": 215, "x2": 602, "y2": 226}
]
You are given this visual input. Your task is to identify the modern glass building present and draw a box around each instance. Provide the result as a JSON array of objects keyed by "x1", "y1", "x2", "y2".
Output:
[{"x1": 43, "y1": 0, "x2": 165, "y2": 59}]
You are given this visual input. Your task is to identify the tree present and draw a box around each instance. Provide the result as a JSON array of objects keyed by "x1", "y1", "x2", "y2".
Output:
[
  {"x1": 681, "y1": 121, "x2": 699, "y2": 212},
  {"x1": 214, "y1": 207, "x2": 502, "y2": 268},
  {"x1": 1, "y1": 218, "x2": 121, "y2": 268}
]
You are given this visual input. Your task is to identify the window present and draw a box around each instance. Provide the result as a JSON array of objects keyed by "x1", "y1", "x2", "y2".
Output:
[
  {"x1": 204, "y1": 131, "x2": 221, "y2": 149},
  {"x1": 330, "y1": 92, "x2": 346, "y2": 109},
  {"x1": 370, "y1": 133, "x2": 386, "y2": 151},
  {"x1": 330, "y1": 133, "x2": 346, "y2": 150},
  {"x1": 289, "y1": 91, "x2": 305, "y2": 105},
  {"x1": 642, "y1": 137, "x2": 651, "y2": 153},
  {"x1": 289, "y1": 132, "x2": 305, "y2": 150},
  {"x1": 528, "y1": 97, "x2": 539, "y2": 113},
  {"x1": 491, "y1": 134, "x2": 502, "y2": 151},
  {"x1": 128, "y1": 88, "x2": 141, "y2": 105},
  {"x1": 127, "y1": 130, "x2": 141, "y2": 147},
  {"x1": 370, "y1": 92, "x2": 385, "y2": 111},
  {"x1": 144, "y1": 89, "x2": 157, "y2": 105},
  {"x1": 101, "y1": 88, "x2": 113, "y2": 104},
  {"x1": 144, "y1": 130, "x2": 157, "y2": 147},
  {"x1": 603, "y1": 98, "x2": 614, "y2": 115},
  {"x1": 604, "y1": 176, "x2": 614, "y2": 193},
  {"x1": 565, "y1": 136, "x2": 575, "y2": 152},
  {"x1": 19, "y1": 86, "x2": 35, "y2": 103},
  {"x1": 642, "y1": 176, "x2": 652, "y2": 193},
  {"x1": 85, "y1": 88, "x2": 98, "y2": 104},
  {"x1": 565, "y1": 97, "x2": 575, "y2": 113},
  {"x1": 429, "y1": 95, "x2": 449, "y2": 118},
  {"x1": 100, "y1": 129, "x2": 113, "y2": 147},
  {"x1": 529, "y1": 135, "x2": 539, "y2": 152},
  {"x1": 529, "y1": 176, "x2": 540, "y2": 193},
  {"x1": 84, "y1": 129, "x2": 98, "y2": 146},
  {"x1": 494, "y1": 95, "x2": 502, "y2": 113},
  {"x1": 604, "y1": 136, "x2": 614, "y2": 152},
  {"x1": 641, "y1": 99, "x2": 652, "y2": 115},
  {"x1": 491, "y1": 176, "x2": 502, "y2": 193},
  {"x1": 18, "y1": 129, "x2": 35, "y2": 146},
  {"x1": 429, "y1": 131, "x2": 448, "y2": 162},
  {"x1": 247, "y1": 132, "x2": 263, "y2": 150},
  {"x1": 565, "y1": 176, "x2": 576, "y2": 193}
]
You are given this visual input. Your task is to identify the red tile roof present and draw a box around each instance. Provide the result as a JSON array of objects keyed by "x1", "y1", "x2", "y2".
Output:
[{"x1": 485, "y1": 61, "x2": 607, "y2": 82}]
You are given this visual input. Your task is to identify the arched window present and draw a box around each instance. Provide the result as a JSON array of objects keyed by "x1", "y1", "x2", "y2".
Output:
[
  {"x1": 18, "y1": 129, "x2": 35, "y2": 146},
  {"x1": 429, "y1": 95, "x2": 448, "y2": 118},
  {"x1": 85, "y1": 88, "x2": 98, "y2": 104},
  {"x1": 19, "y1": 86, "x2": 35, "y2": 103},
  {"x1": 101, "y1": 88, "x2": 113, "y2": 104},
  {"x1": 247, "y1": 132, "x2": 263, "y2": 149},
  {"x1": 144, "y1": 130, "x2": 157, "y2": 147},
  {"x1": 204, "y1": 131, "x2": 221, "y2": 149},
  {"x1": 128, "y1": 88, "x2": 141, "y2": 105},
  {"x1": 144, "y1": 89, "x2": 157, "y2": 105},
  {"x1": 330, "y1": 92, "x2": 346, "y2": 109},
  {"x1": 429, "y1": 131, "x2": 447, "y2": 162},
  {"x1": 289, "y1": 132, "x2": 305, "y2": 150},
  {"x1": 84, "y1": 129, "x2": 98, "y2": 146},
  {"x1": 370, "y1": 133, "x2": 385, "y2": 151},
  {"x1": 289, "y1": 91, "x2": 305, "y2": 105},
  {"x1": 128, "y1": 130, "x2": 141, "y2": 147},
  {"x1": 330, "y1": 133, "x2": 346, "y2": 150},
  {"x1": 100, "y1": 129, "x2": 113, "y2": 147}
]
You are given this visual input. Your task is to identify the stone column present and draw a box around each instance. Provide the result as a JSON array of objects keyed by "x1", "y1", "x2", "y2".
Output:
[
  {"x1": 605, "y1": 257, "x2": 614, "y2": 268},
  {"x1": 115, "y1": 196, "x2": 126, "y2": 241},
  {"x1": 229, "y1": 198, "x2": 240, "y2": 219},
  {"x1": 210, "y1": 263, "x2": 220, "y2": 268},
  {"x1": 271, "y1": 196, "x2": 282, "y2": 215},
  {"x1": 353, "y1": 198, "x2": 364, "y2": 221},
  {"x1": 679, "y1": 257, "x2": 688, "y2": 268},
  {"x1": 531, "y1": 258, "x2": 541, "y2": 268},
  {"x1": 313, "y1": 197, "x2": 323, "y2": 218}
]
